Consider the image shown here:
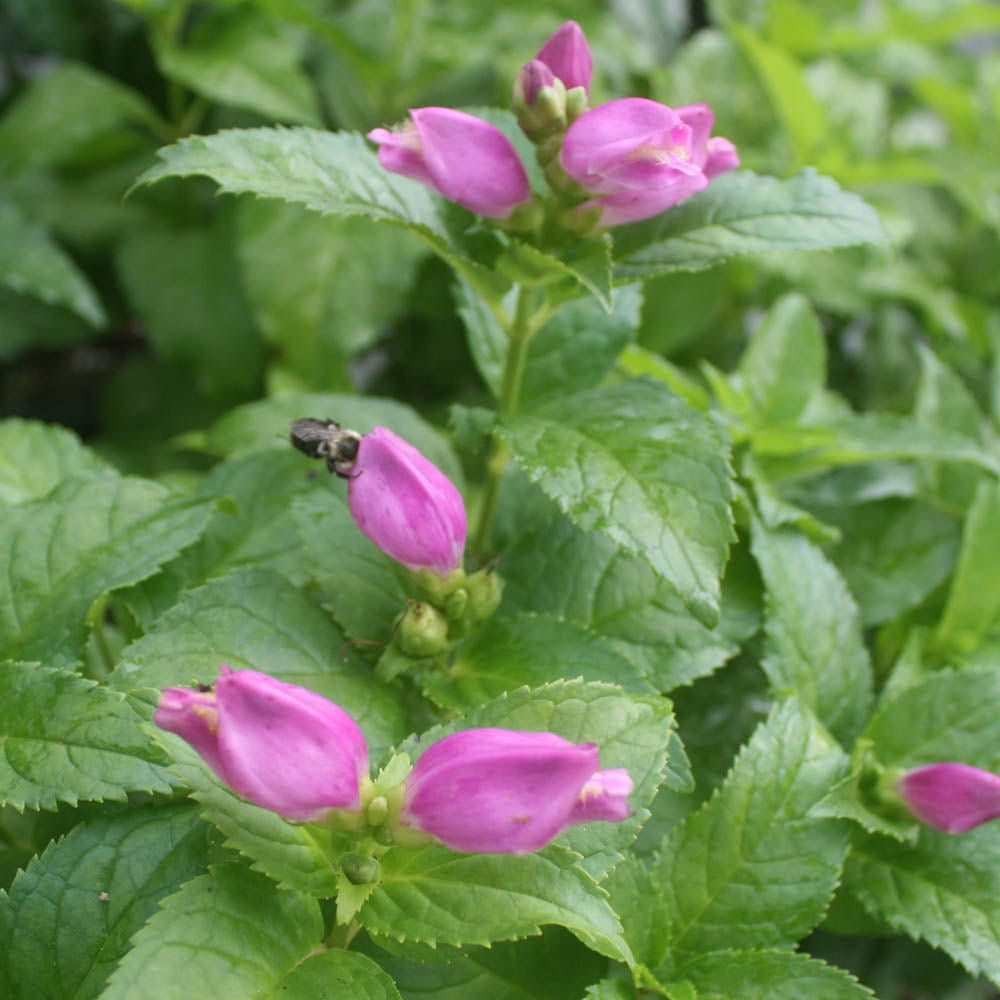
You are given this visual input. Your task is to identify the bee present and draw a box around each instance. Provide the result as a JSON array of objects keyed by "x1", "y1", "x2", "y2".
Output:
[{"x1": 290, "y1": 418, "x2": 363, "y2": 479}]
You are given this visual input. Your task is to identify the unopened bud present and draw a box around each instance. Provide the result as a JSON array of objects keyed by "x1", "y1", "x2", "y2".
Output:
[
  {"x1": 341, "y1": 852, "x2": 380, "y2": 885},
  {"x1": 465, "y1": 567, "x2": 504, "y2": 624},
  {"x1": 367, "y1": 795, "x2": 389, "y2": 826},
  {"x1": 395, "y1": 602, "x2": 448, "y2": 657}
]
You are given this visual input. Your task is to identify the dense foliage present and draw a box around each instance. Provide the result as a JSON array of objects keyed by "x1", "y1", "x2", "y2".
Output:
[{"x1": 2, "y1": 1, "x2": 1000, "y2": 998}]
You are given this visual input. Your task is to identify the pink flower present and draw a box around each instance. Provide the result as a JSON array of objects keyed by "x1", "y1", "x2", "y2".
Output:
[
  {"x1": 367, "y1": 108, "x2": 531, "y2": 219},
  {"x1": 536, "y1": 21, "x2": 593, "y2": 95},
  {"x1": 560, "y1": 97, "x2": 738, "y2": 227},
  {"x1": 155, "y1": 667, "x2": 369, "y2": 821},
  {"x1": 348, "y1": 426, "x2": 467, "y2": 579},
  {"x1": 400, "y1": 728, "x2": 632, "y2": 854},
  {"x1": 898, "y1": 763, "x2": 1000, "y2": 834},
  {"x1": 513, "y1": 59, "x2": 558, "y2": 108}
]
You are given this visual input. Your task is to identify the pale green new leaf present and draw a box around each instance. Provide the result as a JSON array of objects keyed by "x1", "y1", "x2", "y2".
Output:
[
  {"x1": 751, "y1": 523, "x2": 873, "y2": 744},
  {"x1": 0, "y1": 475, "x2": 214, "y2": 668},
  {"x1": 654, "y1": 699, "x2": 849, "y2": 964},
  {"x1": 98, "y1": 866, "x2": 323, "y2": 1000},
  {"x1": 0, "y1": 200, "x2": 104, "y2": 326},
  {"x1": 272, "y1": 950, "x2": 402, "y2": 1000},
  {"x1": 0, "y1": 418, "x2": 111, "y2": 506},
  {"x1": 0, "y1": 663, "x2": 173, "y2": 811},
  {"x1": 360, "y1": 845, "x2": 632, "y2": 964},
  {"x1": 613, "y1": 169, "x2": 887, "y2": 280},
  {"x1": 0, "y1": 803, "x2": 216, "y2": 1000},
  {"x1": 495, "y1": 379, "x2": 734, "y2": 626}
]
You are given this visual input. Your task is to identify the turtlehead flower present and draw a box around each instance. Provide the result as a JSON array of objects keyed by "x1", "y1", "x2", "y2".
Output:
[
  {"x1": 155, "y1": 667, "x2": 369, "y2": 822},
  {"x1": 367, "y1": 107, "x2": 531, "y2": 219},
  {"x1": 560, "y1": 97, "x2": 738, "y2": 227},
  {"x1": 536, "y1": 20, "x2": 593, "y2": 95},
  {"x1": 898, "y1": 763, "x2": 1000, "y2": 834},
  {"x1": 348, "y1": 426, "x2": 467, "y2": 579},
  {"x1": 400, "y1": 728, "x2": 632, "y2": 854}
]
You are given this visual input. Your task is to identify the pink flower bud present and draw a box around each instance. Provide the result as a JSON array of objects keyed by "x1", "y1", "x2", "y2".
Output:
[
  {"x1": 536, "y1": 21, "x2": 593, "y2": 95},
  {"x1": 560, "y1": 97, "x2": 737, "y2": 227},
  {"x1": 898, "y1": 763, "x2": 1000, "y2": 834},
  {"x1": 400, "y1": 728, "x2": 633, "y2": 854},
  {"x1": 513, "y1": 59, "x2": 558, "y2": 108},
  {"x1": 154, "y1": 667, "x2": 369, "y2": 822},
  {"x1": 347, "y1": 426, "x2": 467, "y2": 579},
  {"x1": 367, "y1": 107, "x2": 531, "y2": 219}
]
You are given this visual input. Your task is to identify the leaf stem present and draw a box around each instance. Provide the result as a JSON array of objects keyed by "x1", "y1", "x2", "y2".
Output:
[{"x1": 472, "y1": 285, "x2": 542, "y2": 553}]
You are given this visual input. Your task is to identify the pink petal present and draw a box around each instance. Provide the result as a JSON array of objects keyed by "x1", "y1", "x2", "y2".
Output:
[
  {"x1": 580, "y1": 168, "x2": 709, "y2": 226},
  {"x1": 537, "y1": 21, "x2": 593, "y2": 94},
  {"x1": 899, "y1": 763, "x2": 1000, "y2": 834},
  {"x1": 704, "y1": 136, "x2": 740, "y2": 179},
  {"x1": 568, "y1": 768, "x2": 633, "y2": 825}
]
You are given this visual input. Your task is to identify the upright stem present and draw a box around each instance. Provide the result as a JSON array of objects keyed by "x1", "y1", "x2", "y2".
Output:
[{"x1": 472, "y1": 285, "x2": 539, "y2": 554}]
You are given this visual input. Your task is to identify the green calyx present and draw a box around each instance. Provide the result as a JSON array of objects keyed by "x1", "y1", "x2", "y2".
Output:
[{"x1": 394, "y1": 601, "x2": 448, "y2": 656}]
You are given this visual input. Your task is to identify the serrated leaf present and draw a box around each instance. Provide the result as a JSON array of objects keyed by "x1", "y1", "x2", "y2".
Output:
[
  {"x1": 0, "y1": 62, "x2": 161, "y2": 179},
  {"x1": 613, "y1": 169, "x2": 887, "y2": 280},
  {"x1": 398, "y1": 680, "x2": 675, "y2": 881},
  {"x1": 0, "y1": 418, "x2": 111, "y2": 506},
  {"x1": 0, "y1": 663, "x2": 173, "y2": 811},
  {"x1": 198, "y1": 391, "x2": 464, "y2": 485},
  {"x1": 110, "y1": 567, "x2": 406, "y2": 760},
  {"x1": 751, "y1": 523, "x2": 873, "y2": 744},
  {"x1": 809, "y1": 773, "x2": 917, "y2": 843},
  {"x1": 602, "y1": 856, "x2": 671, "y2": 969},
  {"x1": 272, "y1": 949, "x2": 402, "y2": 1000},
  {"x1": 738, "y1": 292, "x2": 826, "y2": 426},
  {"x1": 846, "y1": 825, "x2": 1000, "y2": 984},
  {"x1": 863, "y1": 669, "x2": 1000, "y2": 771},
  {"x1": 495, "y1": 379, "x2": 734, "y2": 626},
  {"x1": 933, "y1": 480, "x2": 1000, "y2": 656},
  {"x1": 152, "y1": 8, "x2": 322, "y2": 125},
  {"x1": 653, "y1": 699, "x2": 849, "y2": 965},
  {"x1": 674, "y1": 949, "x2": 874, "y2": 1000},
  {"x1": 0, "y1": 199, "x2": 104, "y2": 326},
  {"x1": 359, "y1": 926, "x2": 606, "y2": 1000},
  {"x1": 0, "y1": 475, "x2": 214, "y2": 668},
  {"x1": 135, "y1": 127, "x2": 508, "y2": 302},
  {"x1": 159, "y1": 733, "x2": 340, "y2": 898},
  {"x1": 98, "y1": 865, "x2": 323, "y2": 1000},
  {"x1": 499, "y1": 516, "x2": 738, "y2": 691},
  {"x1": 360, "y1": 845, "x2": 632, "y2": 964},
  {"x1": 0, "y1": 803, "x2": 217, "y2": 1000},
  {"x1": 292, "y1": 486, "x2": 411, "y2": 645},
  {"x1": 419, "y1": 613, "x2": 652, "y2": 711}
]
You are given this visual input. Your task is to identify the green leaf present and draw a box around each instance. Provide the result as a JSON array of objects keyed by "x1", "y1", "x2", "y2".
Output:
[
  {"x1": 98, "y1": 865, "x2": 323, "y2": 1000},
  {"x1": 495, "y1": 379, "x2": 734, "y2": 626},
  {"x1": 291, "y1": 486, "x2": 411, "y2": 646},
  {"x1": 197, "y1": 391, "x2": 464, "y2": 485},
  {"x1": 272, "y1": 949, "x2": 402, "y2": 1000},
  {"x1": 158, "y1": 733, "x2": 340, "y2": 898},
  {"x1": 116, "y1": 216, "x2": 265, "y2": 401},
  {"x1": 135, "y1": 128, "x2": 508, "y2": 303},
  {"x1": 751, "y1": 523, "x2": 873, "y2": 744},
  {"x1": 846, "y1": 825, "x2": 1000, "y2": 984},
  {"x1": 419, "y1": 613, "x2": 652, "y2": 711},
  {"x1": 653, "y1": 699, "x2": 849, "y2": 965},
  {"x1": 0, "y1": 475, "x2": 214, "y2": 669},
  {"x1": 826, "y1": 500, "x2": 959, "y2": 627},
  {"x1": 753, "y1": 413, "x2": 1000, "y2": 478},
  {"x1": 0, "y1": 803, "x2": 217, "y2": 1000},
  {"x1": 602, "y1": 856, "x2": 671, "y2": 969},
  {"x1": 674, "y1": 949, "x2": 874, "y2": 1000},
  {"x1": 738, "y1": 292, "x2": 826, "y2": 426},
  {"x1": 499, "y1": 515, "x2": 738, "y2": 691},
  {"x1": 0, "y1": 663, "x2": 173, "y2": 811},
  {"x1": 399, "y1": 680, "x2": 675, "y2": 881},
  {"x1": 0, "y1": 62, "x2": 161, "y2": 179},
  {"x1": 0, "y1": 418, "x2": 111, "y2": 506},
  {"x1": 933, "y1": 480, "x2": 1000, "y2": 656},
  {"x1": 152, "y1": 8, "x2": 322, "y2": 125},
  {"x1": 111, "y1": 567, "x2": 407, "y2": 761},
  {"x1": 613, "y1": 169, "x2": 887, "y2": 280},
  {"x1": 360, "y1": 845, "x2": 632, "y2": 964},
  {"x1": 863, "y1": 669, "x2": 1000, "y2": 772},
  {"x1": 0, "y1": 200, "x2": 104, "y2": 326},
  {"x1": 0, "y1": 287, "x2": 94, "y2": 362},
  {"x1": 809, "y1": 773, "x2": 917, "y2": 843}
]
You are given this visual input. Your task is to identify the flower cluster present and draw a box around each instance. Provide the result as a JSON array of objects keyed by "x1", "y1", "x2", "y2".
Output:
[
  {"x1": 366, "y1": 21, "x2": 737, "y2": 231},
  {"x1": 156, "y1": 668, "x2": 632, "y2": 856}
]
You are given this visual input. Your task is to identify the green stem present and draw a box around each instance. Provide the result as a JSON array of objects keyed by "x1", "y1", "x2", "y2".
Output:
[{"x1": 472, "y1": 285, "x2": 542, "y2": 553}]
